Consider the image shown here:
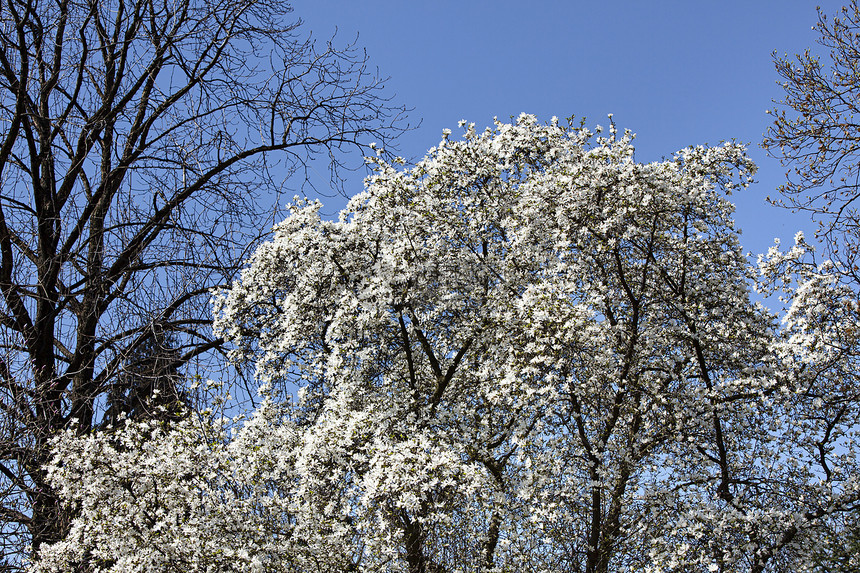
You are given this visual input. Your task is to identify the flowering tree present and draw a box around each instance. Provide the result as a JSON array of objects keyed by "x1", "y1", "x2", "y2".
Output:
[
  {"x1": 29, "y1": 396, "x2": 320, "y2": 573},
  {"x1": 31, "y1": 116, "x2": 860, "y2": 573}
]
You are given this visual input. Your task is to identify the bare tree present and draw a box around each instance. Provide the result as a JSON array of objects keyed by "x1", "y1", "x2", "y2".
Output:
[
  {"x1": 0, "y1": 0, "x2": 404, "y2": 565},
  {"x1": 764, "y1": 1, "x2": 860, "y2": 277}
]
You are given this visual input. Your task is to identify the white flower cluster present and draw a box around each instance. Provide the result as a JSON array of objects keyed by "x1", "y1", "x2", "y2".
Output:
[
  {"x1": 32, "y1": 115, "x2": 860, "y2": 573},
  {"x1": 31, "y1": 398, "x2": 313, "y2": 572}
]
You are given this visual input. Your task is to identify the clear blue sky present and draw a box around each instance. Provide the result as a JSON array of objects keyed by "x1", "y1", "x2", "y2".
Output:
[{"x1": 297, "y1": 1, "x2": 842, "y2": 257}]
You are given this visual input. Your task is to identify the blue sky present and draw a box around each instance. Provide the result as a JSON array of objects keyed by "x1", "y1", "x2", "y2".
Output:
[{"x1": 297, "y1": 1, "x2": 842, "y2": 257}]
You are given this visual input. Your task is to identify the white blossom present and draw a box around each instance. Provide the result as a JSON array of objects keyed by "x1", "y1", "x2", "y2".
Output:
[{"x1": 32, "y1": 116, "x2": 860, "y2": 573}]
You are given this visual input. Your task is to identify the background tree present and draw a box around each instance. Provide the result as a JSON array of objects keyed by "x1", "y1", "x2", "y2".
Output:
[
  {"x1": 0, "y1": 0, "x2": 404, "y2": 565},
  {"x1": 103, "y1": 325, "x2": 187, "y2": 427},
  {"x1": 763, "y1": 0, "x2": 860, "y2": 281}
]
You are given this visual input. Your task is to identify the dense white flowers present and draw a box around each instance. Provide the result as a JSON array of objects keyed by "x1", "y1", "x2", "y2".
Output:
[
  {"x1": 31, "y1": 116, "x2": 860, "y2": 573},
  {"x1": 30, "y1": 398, "x2": 310, "y2": 572}
]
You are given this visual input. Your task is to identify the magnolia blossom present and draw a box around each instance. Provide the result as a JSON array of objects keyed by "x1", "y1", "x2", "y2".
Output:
[{"x1": 31, "y1": 116, "x2": 860, "y2": 573}]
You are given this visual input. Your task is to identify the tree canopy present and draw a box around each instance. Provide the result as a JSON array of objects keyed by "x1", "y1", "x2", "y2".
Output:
[{"x1": 28, "y1": 116, "x2": 860, "y2": 573}]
